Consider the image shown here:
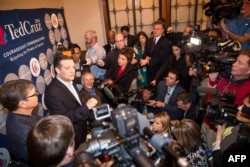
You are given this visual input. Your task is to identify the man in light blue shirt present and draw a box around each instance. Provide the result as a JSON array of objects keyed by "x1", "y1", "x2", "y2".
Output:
[{"x1": 85, "y1": 30, "x2": 106, "y2": 81}]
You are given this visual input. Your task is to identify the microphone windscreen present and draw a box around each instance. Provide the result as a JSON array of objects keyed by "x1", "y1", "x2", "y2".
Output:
[
  {"x1": 103, "y1": 87, "x2": 115, "y2": 99},
  {"x1": 147, "y1": 113, "x2": 155, "y2": 120},
  {"x1": 137, "y1": 112, "x2": 150, "y2": 135},
  {"x1": 81, "y1": 59, "x2": 87, "y2": 65}
]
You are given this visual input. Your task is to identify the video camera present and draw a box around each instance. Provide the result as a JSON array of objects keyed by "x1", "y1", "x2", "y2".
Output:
[
  {"x1": 197, "y1": 87, "x2": 239, "y2": 126},
  {"x1": 203, "y1": 0, "x2": 242, "y2": 24},
  {"x1": 185, "y1": 25, "x2": 239, "y2": 79},
  {"x1": 77, "y1": 104, "x2": 155, "y2": 167},
  {"x1": 77, "y1": 104, "x2": 190, "y2": 167}
]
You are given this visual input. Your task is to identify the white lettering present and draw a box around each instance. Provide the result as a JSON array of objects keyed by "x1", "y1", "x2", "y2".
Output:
[
  {"x1": 228, "y1": 155, "x2": 247, "y2": 163},
  {"x1": 4, "y1": 19, "x2": 43, "y2": 40},
  {"x1": 241, "y1": 155, "x2": 246, "y2": 162},
  {"x1": 228, "y1": 155, "x2": 235, "y2": 162}
]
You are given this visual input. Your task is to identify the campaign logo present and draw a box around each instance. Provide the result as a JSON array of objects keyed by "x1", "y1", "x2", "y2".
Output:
[
  {"x1": 0, "y1": 26, "x2": 8, "y2": 45},
  {"x1": 30, "y1": 58, "x2": 41, "y2": 77},
  {"x1": 51, "y1": 13, "x2": 58, "y2": 29}
]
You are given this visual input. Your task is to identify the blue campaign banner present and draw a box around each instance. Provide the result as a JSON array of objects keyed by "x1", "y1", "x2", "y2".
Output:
[{"x1": 0, "y1": 8, "x2": 71, "y2": 118}]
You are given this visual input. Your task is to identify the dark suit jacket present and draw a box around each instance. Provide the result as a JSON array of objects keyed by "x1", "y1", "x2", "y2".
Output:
[
  {"x1": 44, "y1": 78, "x2": 91, "y2": 148},
  {"x1": 105, "y1": 63, "x2": 137, "y2": 96},
  {"x1": 126, "y1": 34, "x2": 136, "y2": 47},
  {"x1": 102, "y1": 48, "x2": 120, "y2": 70},
  {"x1": 144, "y1": 36, "x2": 171, "y2": 82},
  {"x1": 153, "y1": 55, "x2": 192, "y2": 92},
  {"x1": 155, "y1": 81, "x2": 186, "y2": 120},
  {"x1": 103, "y1": 43, "x2": 114, "y2": 55}
]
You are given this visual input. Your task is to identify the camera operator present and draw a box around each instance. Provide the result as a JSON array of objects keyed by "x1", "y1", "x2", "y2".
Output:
[
  {"x1": 220, "y1": 0, "x2": 250, "y2": 50},
  {"x1": 131, "y1": 85, "x2": 155, "y2": 114},
  {"x1": 201, "y1": 48, "x2": 250, "y2": 150},
  {"x1": 212, "y1": 94, "x2": 250, "y2": 166}
]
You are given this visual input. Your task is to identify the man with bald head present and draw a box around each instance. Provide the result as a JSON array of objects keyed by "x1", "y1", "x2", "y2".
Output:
[
  {"x1": 103, "y1": 29, "x2": 116, "y2": 54},
  {"x1": 98, "y1": 33, "x2": 126, "y2": 70},
  {"x1": 98, "y1": 33, "x2": 138, "y2": 70},
  {"x1": 84, "y1": 30, "x2": 106, "y2": 81}
]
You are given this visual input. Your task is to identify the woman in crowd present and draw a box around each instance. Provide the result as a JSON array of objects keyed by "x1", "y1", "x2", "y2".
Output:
[
  {"x1": 151, "y1": 41, "x2": 191, "y2": 92},
  {"x1": 152, "y1": 112, "x2": 171, "y2": 135},
  {"x1": 171, "y1": 119, "x2": 209, "y2": 167},
  {"x1": 0, "y1": 79, "x2": 41, "y2": 166},
  {"x1": 134, "y1": 31, "x2": 149, "y2": 87},
  {"x1": 104, "y1": 47, "x2": 137, "y2": 97}
]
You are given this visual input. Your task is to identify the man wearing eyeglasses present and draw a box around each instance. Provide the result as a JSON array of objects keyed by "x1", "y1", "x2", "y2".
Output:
[
  {"x1": 0, "y1": 79, "x2": 41, "y2": 166},
  {"x1": 97, "y1": 33, "x2": 138, "y2": 70}
]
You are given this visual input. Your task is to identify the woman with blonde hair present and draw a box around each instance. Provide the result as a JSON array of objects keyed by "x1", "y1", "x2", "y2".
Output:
[{"x1": 152, "y1": 112, "x2": 171, "y2": 135}]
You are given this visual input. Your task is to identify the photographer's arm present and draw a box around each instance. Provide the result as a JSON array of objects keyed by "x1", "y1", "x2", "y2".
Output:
[
  {"x1": 212, "y1": 123, "x2": 226, "y2": 167},
  {"x1": 220, "y1": 19, "x2": 250, "y2": 44}
]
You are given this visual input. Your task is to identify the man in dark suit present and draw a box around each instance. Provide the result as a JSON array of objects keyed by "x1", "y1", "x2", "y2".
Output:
[
  {"x1": 141, "y1": 20, "x2": 171, "y2": 82},
  {"x1": 175, "y1": 92, "x2": 196, "y2": 123},
  {"x1": 148, "y1": 69, "x2": 186, "y2": 121},
  {"x1": 121, "y1": 25, "x2": 136, "y2": 47},
  {"x1": 103, "y1": 29, "x2": 116, "y2": 54},
  {"x1": 45, "y1": 53, "x2": 98, "y2": 149}
]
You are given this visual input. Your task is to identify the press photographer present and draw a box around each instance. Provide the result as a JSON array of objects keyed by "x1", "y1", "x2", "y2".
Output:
[
  {"x1": 200, "y1": 48, "x2": 250, "y2": 150},
  {"x1": 204, "y1": 0, "x2": 250, "y2": 50},
  {"x1": 212, "y1": 94, "x2": 250, "y2": 166}
]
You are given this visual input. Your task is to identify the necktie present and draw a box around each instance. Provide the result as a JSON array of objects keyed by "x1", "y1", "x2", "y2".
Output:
[
  {"x1": 151, "y1": 38, "x2": 156, "y2": 52},
  {"x1": 111, "y1": 45, "x2": 115, "y2": 51},
  {"x1": 164, "y1": 87, "x2": 171, "y2": 104}
]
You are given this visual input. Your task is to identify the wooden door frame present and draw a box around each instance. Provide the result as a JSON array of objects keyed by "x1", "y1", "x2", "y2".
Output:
[{"x1": 101, "y1": 0, "x2": 171, "y2": 38}]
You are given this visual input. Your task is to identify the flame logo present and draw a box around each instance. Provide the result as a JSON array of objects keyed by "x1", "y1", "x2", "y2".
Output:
[{"x1": 0, "y1": 26, "x2": 7, "y2": 45}]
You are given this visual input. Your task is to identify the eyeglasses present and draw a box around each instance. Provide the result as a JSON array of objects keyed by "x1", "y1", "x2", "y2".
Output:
[{"x1": 26, "y1": 91, "x2": 39, "y2": 98}]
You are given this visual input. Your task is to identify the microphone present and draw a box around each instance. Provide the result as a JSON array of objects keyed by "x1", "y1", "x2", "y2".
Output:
[
  {"x1": 128, "y1": 147, "x2": 155, "y2": 167},
  {"x1": 147, "y1": 113, "x2": 155, "y2": 122},
  {"x1": 136, "y1": 112, "x2": 151, "y2": 135},
  {"x1": 197, "y1": 87, "x2": 218, "y2": 95},
  {"x1": 81, "y1": 59, "x2": 88, "y2": 66},
  {"x1": 103, "y1": 87, "x2": 117, "y2": 104},
  {"x1": 143, "y1": 127, "x2": 190, "y2": 167}
]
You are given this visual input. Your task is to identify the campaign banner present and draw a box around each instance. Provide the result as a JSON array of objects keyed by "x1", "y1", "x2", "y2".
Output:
[{"x1": 0, "y1": 8, "x2": 71, "y2": 117}]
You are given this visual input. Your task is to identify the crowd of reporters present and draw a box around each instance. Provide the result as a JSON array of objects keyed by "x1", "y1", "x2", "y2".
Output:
[{"x1": 1, "y1": 1, "x2": 250, "y2": 166}]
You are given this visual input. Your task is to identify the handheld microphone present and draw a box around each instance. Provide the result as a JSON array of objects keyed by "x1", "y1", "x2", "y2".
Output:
[
  {"x1": 81, "y1": 59, "x2": 88, "y2": 66},
  {"x1": 143, "y1": 127, "x2": 190, "y2": 167}
]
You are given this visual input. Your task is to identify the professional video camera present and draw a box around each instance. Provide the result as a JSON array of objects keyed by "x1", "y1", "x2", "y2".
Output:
[
  {"x1": 185, "y1": 25, "x2": 239, "y2": 79},
  {"x1": 77, "y1": 104, "x2": 155, "y2": 167},
  {"x1": 197, "y1": 87, "x2": 239, "y2": 126},
  {"x1": 77, "y1": 104, "x2": 190, "y2": 167},
  {"x1": 203, "y1": 0, "x2": 242, "y2": 24}
]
